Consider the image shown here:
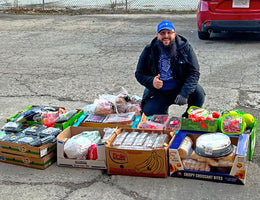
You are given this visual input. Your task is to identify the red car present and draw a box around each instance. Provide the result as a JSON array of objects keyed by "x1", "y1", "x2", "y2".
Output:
[{"x1": 197, "y1": 0, "x2": 260, "y2": 39}]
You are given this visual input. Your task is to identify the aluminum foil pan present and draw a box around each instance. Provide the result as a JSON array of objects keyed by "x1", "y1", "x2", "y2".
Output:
[{"x1": 195, "y1": 132, "x2": 234, "y2": 158}]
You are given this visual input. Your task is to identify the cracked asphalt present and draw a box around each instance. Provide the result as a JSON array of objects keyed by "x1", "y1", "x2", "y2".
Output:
[{"x1": 0, "y1": 14, "x2": 259, "y2": 200}]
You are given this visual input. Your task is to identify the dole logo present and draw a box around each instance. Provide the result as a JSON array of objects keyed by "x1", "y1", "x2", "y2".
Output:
[{"x1": 109, "y1": 150, "x2": 128, "y2": 164}]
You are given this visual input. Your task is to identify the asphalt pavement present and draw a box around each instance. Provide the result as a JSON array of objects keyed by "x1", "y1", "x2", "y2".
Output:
[{"x1": 0, "y1": 13, "x2": 259, "y2": 200}]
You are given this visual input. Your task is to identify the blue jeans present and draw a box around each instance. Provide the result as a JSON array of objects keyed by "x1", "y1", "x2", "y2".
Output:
[{"x1": 142, "y1": 84, "x2": 205, "y2": 116}]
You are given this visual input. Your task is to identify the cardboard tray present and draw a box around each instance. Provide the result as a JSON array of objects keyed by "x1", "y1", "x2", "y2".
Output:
[
  {"x1": 169, "y1": 130, "x2": 251, "y2": 185},
  {"x1": 56, "y1": 126, "x2": 114, "y2": 169},
  {"x1": 180, "y1": 118, "x2": 218, "y2": 132},
  {"x1": 0, "y1": 151, "x2": 56, "y2": 169},
  {"x1": 7, "y1": 105, "x2": 84, "y2": 130},
  {"x1": 0, "y1": 140, "x2": 56, "y2": 158}
]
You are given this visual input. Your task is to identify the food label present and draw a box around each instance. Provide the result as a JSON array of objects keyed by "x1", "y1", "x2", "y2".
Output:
[
  {"x1": 205, "y1": 147, "x2": 213, "y2": 155},
  {"x1": 40, "y1": 148, "x2": 48, "y2": 157}
]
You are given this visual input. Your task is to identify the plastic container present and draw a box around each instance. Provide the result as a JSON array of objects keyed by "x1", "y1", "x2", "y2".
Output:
[{"x1": 195, "y1": 132, "x2": 233, "y2": 158}]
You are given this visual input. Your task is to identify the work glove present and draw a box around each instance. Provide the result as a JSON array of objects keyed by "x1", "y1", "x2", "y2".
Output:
[{"x1": 175, "y1": 94, "x2": 187, "y2": 105}]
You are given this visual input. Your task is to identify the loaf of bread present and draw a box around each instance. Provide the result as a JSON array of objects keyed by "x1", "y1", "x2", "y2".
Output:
[{"x1": 178, "y1": 136, "x2": 193, "y2": 159}]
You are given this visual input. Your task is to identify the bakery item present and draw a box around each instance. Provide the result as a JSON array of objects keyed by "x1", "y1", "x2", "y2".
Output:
[
  {"x1": 178, "y1": 136, "x2": 193, "y2": 159},
  {"x1": 195, "y1": 132, "x2": 233, "y2": 158}
]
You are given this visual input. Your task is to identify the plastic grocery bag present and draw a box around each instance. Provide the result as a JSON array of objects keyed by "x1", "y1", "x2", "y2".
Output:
[
  {"x1": 64, "y1": 131, "x2": 101, "y2": 159},
  {"x1": 64, "y1": 135, "x2": 92, "y2": 159}
]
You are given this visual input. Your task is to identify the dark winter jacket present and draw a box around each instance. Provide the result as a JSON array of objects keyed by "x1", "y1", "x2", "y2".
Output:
[{"x1": 135, "y1": 34, "x2": 200, "y2": 100}]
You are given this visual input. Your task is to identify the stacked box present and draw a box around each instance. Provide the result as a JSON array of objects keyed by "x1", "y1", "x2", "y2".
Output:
[
  {"x1": 105, "y1": 128, "x2": 175, "y2": 178},
  {"x1": 1, "y1": 105, "x2": 83, "y2": 169},
  {"x1": 0, "y1": 140, "x2": 56, "y2": 169},
  {"x1": 0, "y1": 152, "x2": 56, "y2": 169}
]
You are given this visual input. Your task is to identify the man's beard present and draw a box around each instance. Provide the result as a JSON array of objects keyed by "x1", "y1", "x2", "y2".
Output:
[{"x1": 156, "y1": 39, "x2": 177, "y2": 57}]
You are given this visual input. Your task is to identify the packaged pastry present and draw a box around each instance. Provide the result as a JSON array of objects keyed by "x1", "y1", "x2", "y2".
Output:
[
  {"x1": 191, "y1": 150, "x2": 206, "y2": 163},
  {"x1": 195, "y1": 132, "x2": 233, "y2": 158},
  {"x1": 182, "y1": 159, "x2": 210, "y2": 172},
  {"x1": 121, "y1": 131, "x2": 139, "y2": 146},
  {"x1": 178, "y1": 136, "x2": 193, "y2": 159},
  {"x1": 152, "y1": 133, "x2": 170, "y2": 148},
  {"x1": 94, "y1": 100, "x2": 115, "y2": 116},
  {"x1": 112, "y1": 131, "x2": 129, "y2": 146},
  {"x1": 132, "y1": 132, "x2": 149, "y2": 147},
  {"x1": 84, "y1": 115, "x2": 106, "y2": 123},
  {"x1": 101, "y1": 128, "x2": 117, "y2": 143},
  {"x1": 104, "y1": 112, "x2": 135, "y2": 124},
  {"x1": 143, "y1": 133, "x2": 158, "y2": 149}
]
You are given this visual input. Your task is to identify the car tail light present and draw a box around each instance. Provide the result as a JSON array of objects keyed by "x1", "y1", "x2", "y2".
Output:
[{"x1": 205, "y1": 21, "x2": 211, "y2": 26}]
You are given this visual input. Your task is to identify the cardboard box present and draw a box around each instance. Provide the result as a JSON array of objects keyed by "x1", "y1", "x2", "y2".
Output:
[
  {"x1": 0, "y1": 151, "x2": 56, "y2": 169},
  {"x1": 0, "y1": 140, "x2": 56, "y2": 158},
  {"x1": 106, "y1": 128, "x2": 175, "y2": 178},
  {"x1": 180, "y1": 118, "x2": 218, "y2": 132},
  {"x1": 7, "y1": 105, "x2": 84, "y2": 130},
  {"x1": 79, "y1": 121, "x2": 133, "y2": 129},
  {"x1": 247, "y1": 120, "x2": 257, "y2": 160},
  {"x1": 169, "y1": 130, "x2": 250, "y2": 185},
  {"x1": 57, "y1": 126, "x2": 112, "y2": 169},
  {"x1": 77, "y1": 113, "x2": 139, "y2": 129}
]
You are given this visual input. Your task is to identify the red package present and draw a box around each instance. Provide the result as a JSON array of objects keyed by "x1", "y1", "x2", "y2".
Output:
[{"x1": 88, "y1": 144, "x2": 98, "y2": 160}]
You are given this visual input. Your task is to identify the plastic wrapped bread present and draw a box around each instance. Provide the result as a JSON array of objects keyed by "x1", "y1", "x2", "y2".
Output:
[
  {"x1": 178, "y1": 136, "x2": 193, "y2": 159},
  {"x1": 132, "y1": 132, "x2": 148, "y2": 147},
  {"x1": 152, "y1": 133, "x2": 170, "y2": 148},
  {"x1": 143, "y1": 133, "x2": 158, "y2": 149},
  {"x1": 121, "y1": 131, "x2": 139, "y2": 146},
  {"x1": 112, "y1": 131, "x2": 129, "y2": 146}
]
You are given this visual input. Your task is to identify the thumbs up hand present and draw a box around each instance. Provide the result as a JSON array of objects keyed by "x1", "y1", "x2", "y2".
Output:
[{"x1": 153, "y1": 74, "x2": 163, "y2": 89}]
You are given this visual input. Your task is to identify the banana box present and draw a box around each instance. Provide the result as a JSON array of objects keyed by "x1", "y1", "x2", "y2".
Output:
[
  {"x1": 169, "y1": 130, "x2": 251, "y2": 185},
  {"x1": 105, "y1": 128, "x2": 175, "y2": 178}
]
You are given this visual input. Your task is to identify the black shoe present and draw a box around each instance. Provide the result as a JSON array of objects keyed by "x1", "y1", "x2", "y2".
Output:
[{"x1": 182, "y1": 112, "x2": 189, "y2": 118}]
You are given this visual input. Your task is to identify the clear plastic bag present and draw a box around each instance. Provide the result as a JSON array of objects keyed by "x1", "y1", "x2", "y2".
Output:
[
  {"x1": 1, "y1": 122, "x2": 23, "y2": 133},
  {"x1": 94, "y1": 99, "x2": 116, "y2": 116},
  {"x1": 104, "y1": 112, "x2": 135, "y2": 124},
  {"x1": 101, "y1": 128, "x2": 116, "y2": 143},
  {"x1": 64, "y1": 135, "x2": 92, "y2": 159}
]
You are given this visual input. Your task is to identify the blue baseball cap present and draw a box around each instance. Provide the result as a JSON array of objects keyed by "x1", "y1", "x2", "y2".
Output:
[{"x1": 157, "y1": 20, "x2": 175, "y2": 33}]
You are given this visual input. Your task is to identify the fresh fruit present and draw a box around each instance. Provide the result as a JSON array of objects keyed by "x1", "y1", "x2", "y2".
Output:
[
  {"x1": 229, "y1": 110, "x2": 237, "y2": 115},
  {"x1": 212, "y1": 112, "x2": 220, "y2": 119},
  {"x1": 206, "y1": 117, "x2": 214, "y2": 121},
  {"x1": 243, "y1": 113, "x2": 255, "y2": 128}
]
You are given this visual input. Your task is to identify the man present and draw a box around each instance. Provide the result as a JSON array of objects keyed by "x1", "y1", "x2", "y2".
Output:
[{"x1": 135, "y1": 20, "x2": 205, "y2": 117}]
